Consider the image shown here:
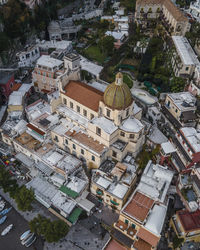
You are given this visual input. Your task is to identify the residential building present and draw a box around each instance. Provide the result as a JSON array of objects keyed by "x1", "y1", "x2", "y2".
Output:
[
  {"x1": 171, "y1": 127, "x2": 200, "y2": 172},
  {"x1": 190, "y1": 0, "x2": 200, "y2": 22},
  {"x1": 7, "y1": 84, "x2": 32, "y2": 113},
  {"x1": 48, "y1": 19, "x2": 82, "y2": 40},
  {"x1": 80, "y1": 56, "x2": 103, "y2": 79},
  {"x1": 91, "y1": 160, "x2": 137, "y2": 211},
  {"x1": 0, "y1": 72, "x2": 15, "y2": 103},
  {"x1": 51, "y1": 72, "x2": 145, "y2": 168},
  {"x1": 188, "y1": 65, "x2": 200, "y2": 96},
  {"x1": 170, "y1": 209, "x2": 200, "y2": 243},
  {"x1": 32, "y1": 55, "x2": 77, "y2": 93},
  {"x1": 113, "y1": 160, "x2": 174, "y2": 249},
  {"x1": 105, "y1": 31, "x2": 126, "y2": 49},
  {"x1": 135, "y1": 0, "x2": 191, "y2": 36},
  {"x1": 163, "y1": 92, "x2": 197, "y2": 128},
  {"x1": 16, "y1": 45, "x2": 40, "y2": 68},
  {"x1": 37, "y1": 39, "x2": 72, "y2": 58},
  {"x1": 171, "y1": 36, "x2": 200, "y2": 78}
]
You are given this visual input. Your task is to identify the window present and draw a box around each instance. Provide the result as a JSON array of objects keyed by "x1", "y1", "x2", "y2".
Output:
[
  {"x1": 63, "y1": 98, "x2": 67, "y2": 105},
  {"x1": 96, "y1": 127, "x2": 101, "y2": 136},
  {"x1": 92, "y1": 155, "x2": 95, "y2": 161},
  {"x1": 73, "y1": 144, "x2": 76, "y2": 150},
  {"x1": 90, "y1": 114, "x2": 94, "y2": 120},
  {"x1": 130, "y1": 134, "x2": 135, "y2": 139},
  {"x1": 70, "y1": 102, "x2": 73, "y2": 109},
  {"x1": 126, "y1": 109, "x2": 129, "y2": 117},
  {"x1": 125, "y1": 219, "x2": 129, "y2": 224},
  {"x1": 175, "y1": 109, "x2": 178, "y2": 113},
  {"x1": 132, "y1": 224, "x2": 136, "y2": 229},
  {"x1": 76, "y1": 105, "x2": 80, "y2": 113},
  {"x1": 106, "y1": 109, "x2": 111, "y2": 117},
  {"x1": 65, "y1": 139, "x2": 68, "y2": 145},
  {"x1": 81, "y1": 149, "x2": 84, "y2": 155},
  {"x1": 54, "y1": 135, "x2": 58, "y2": 142},
  {"x1": 83, "y1": 109, "x2": 87, "y2": 117},
  {"x1": 186, "y1": 67, "x2": 189, "y2": 71},
  {"x1": 120, "y1": 131, "x2": 125, "y2": 137},
  {"x1": 112, "y1": 151, "x2": 117, "y2": 158}
]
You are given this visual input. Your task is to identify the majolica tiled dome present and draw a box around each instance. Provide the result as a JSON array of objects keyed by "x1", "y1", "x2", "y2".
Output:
[{"x1": 103, "y1": 73, "x2": 133, "y2": 110}]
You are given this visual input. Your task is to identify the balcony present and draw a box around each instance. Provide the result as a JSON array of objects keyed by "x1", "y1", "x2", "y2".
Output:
[
  {"x1": 116, "y1": 220, "x2": 128, "y2": 231},
  {"x1": 127, "y1": 226, "x2": 137, "y2": 238},
  {"x1": 110, "y1": 199, "x2": 119, "y2": 206}
]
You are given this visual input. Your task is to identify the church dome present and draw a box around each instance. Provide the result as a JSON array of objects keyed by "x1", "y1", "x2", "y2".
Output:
[{"x1": 103, "y1": 73, "x2": 133, "y2": 110}]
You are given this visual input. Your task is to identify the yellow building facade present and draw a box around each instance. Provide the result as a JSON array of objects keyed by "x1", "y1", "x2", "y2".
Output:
[{"x1": 51, "y1": 73, "x2": 145, "y2": 168}]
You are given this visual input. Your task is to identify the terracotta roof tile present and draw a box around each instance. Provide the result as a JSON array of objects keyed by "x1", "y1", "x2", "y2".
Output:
[
  {"x1": 123, "y1": 192, "x2": 154, "y2": 222},
  {"x1": 137, "y1": 228, "x2": 159, "y2": 247},
  {"x1": 67, "y1": 131, "x2": 107, "y2": 154},
  {"x1": 105, "y1": 239, "x2": 127, "y2": 250},
  {"x1": 11, "y1": 83, "x2": 22, "y2": 92},
  {"x1": 133, "y1": 238, "x2": 152, "y2": 250},
  {"x1": 163, "y1": 0, "x2": 187, "y2": 21},
  {"x1": 63, "y1": 80, "x2": 103, "y2": 112},
  {"x1": 177, "y1": 209, "x2": 200, "y2": 232},
  {"x1": 27, "y1": 123, "x2": 45, "y2": 136}
]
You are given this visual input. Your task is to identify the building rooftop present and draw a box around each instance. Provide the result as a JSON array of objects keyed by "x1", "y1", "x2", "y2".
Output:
[
  {"x1": 105, "y1": 239, "x2": 127, "y2": 250},
  {"x1": 180, "y1": 127, "x2": 200, "y2": 153},
  {"x1": 148, "y1": 125, "x2": 168, "y2": 145},
  {"x1": 120, "y1": 117, "x2": 144, "y2": 133},
  {"x1": 123, "y1": 191, "x2": 154, "y2": 222},
  {"x1": 172, "y1": 36, "x2": 200, "y2": 66},
  {"x1": 137, "y1": 227, "x2": 159, "y2": 248},
  {"x1": 65, "y1": 52, "x2": 80, "y2": 61},
  {"x1": 137, "y1": 161, "x2": 174, "y2": 203},
  {"x1": 132, "y1": 238, "x2": 152, "y2": 250},
  {"x1": 37, "y1": 39, "x2": 72, "y2": 50},
  {"x1": 177, "y1": 209, "x2": 200, "y2": 232},
  {"x1": 105, "y1": 31, "x2": 125, "y2": 40},
  {"x1": 37, "y1": 55, "x2": 63, "y2": 69},
  {"x1": 51, "y1": 191, "x2": 76, "y2": 215},
  {"x1": 145, "y1": 204, "x2": 167, "y2": 235},
  {"x1": 167, "y1": 92, "x2": 196, "y2": 111},
  {"x1": 80, "y1": 56, "x2": 103, "y2": 77},
  {"x1": 25, "y1": 99, "x2": 51, "y2": 121},
  {"x1": 15, "y1": 132, "x2": 40, "y2": 150},
  {"x1": 91, "y1": 116, "x2": 118, "y2": 134},
  {"x1": 57, "y1": 104, "x2": 89, "y2": 129},
  {"x1": 161, "y1": 141, "x2": 176, "y2": 154},
  {"x1": 8, "y1": 92, "x2": 23, "y2": 106},
  {"x1": 68, "y1": 130, "x2": 107, "y2": 155},
  {"x1": 66, "y1": 176, "x2": 87, "y2": 194},
  {"x1": 63, "y1": 80, "x2": 103, "y2": 112}
]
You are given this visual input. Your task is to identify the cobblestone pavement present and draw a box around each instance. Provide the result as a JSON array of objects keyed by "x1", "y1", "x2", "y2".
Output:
[{"x1": 44, "y1": 219, "x2": 110, "y2": 250}]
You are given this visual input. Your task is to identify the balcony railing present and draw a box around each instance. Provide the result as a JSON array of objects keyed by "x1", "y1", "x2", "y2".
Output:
[{"x1": 110, "y1": 199, "x2": 119, "y2": 206}]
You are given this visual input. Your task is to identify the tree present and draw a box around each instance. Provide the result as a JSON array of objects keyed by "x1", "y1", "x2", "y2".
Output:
[
  {"x1": 98, "y1": 36, "x2": 114, "y2": 56},
  {"x1": 14, "y1": 185, "x2": 35, "y2": 211},
  {"x1": 170, "y1": 77, "x2": 186, "y2": 92},
  {"x1": 29, "y1": 215, "x2": 69, "y2": 242}
]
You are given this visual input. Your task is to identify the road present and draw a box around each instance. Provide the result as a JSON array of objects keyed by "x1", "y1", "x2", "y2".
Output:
[{"x1": 0, "y1": 198, "x2": 43, "y2": 250}]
